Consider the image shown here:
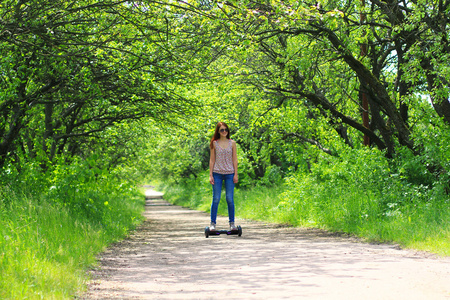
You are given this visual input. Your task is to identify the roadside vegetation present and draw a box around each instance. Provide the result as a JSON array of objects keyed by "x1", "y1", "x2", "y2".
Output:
[
  {"x1": 1, "y1": 1, "x2": 449, "y2": 299},
  {"x1": 0, "y1": 155, "x2": 146, "y2": 299}
]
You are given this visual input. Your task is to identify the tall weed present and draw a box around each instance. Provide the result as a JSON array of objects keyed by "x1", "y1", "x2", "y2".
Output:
[
  {"x1": 0, "y1": 159, "x2": 145, "y2": 299},
  {"x1": 279, "y1": 147, "x2": 450, "y2": 255}
]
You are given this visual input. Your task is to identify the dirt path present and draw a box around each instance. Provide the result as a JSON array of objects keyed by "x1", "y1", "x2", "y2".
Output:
[{"x1": 81, "y1": 190, "x2": 450, "y2": 299}]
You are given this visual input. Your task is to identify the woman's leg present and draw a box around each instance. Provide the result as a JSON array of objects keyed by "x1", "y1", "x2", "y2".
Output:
[
  {"x1": 224, "y1": 173, "x2": 235, "y2": 223},
  {"x1": 211, "y1": 173, "x2": 223, "y2": 225}
]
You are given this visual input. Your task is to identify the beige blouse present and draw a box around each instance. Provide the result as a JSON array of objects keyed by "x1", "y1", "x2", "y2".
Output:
[{"x1": 213, "y1": 139, "x2": 235, "y2": 174}]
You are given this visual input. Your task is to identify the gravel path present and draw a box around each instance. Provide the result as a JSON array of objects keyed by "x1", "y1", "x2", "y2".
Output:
[{"x1": 81, "y1": 190, "x2": 450, "y2": 299}]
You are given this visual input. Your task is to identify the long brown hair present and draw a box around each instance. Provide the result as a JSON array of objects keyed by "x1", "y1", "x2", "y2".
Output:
[{"x1": 209, "y1": 122, "x2": 230, "y2": 149}]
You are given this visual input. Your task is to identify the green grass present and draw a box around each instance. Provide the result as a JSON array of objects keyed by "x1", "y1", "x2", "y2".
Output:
[{"x1": 0, "y1": 183, "x2": 145, "y2": 299}]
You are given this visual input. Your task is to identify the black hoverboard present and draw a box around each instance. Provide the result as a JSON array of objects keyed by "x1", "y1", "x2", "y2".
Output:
[{"x1": 205, "y1": 225, "x2": 242, "y2": 238}]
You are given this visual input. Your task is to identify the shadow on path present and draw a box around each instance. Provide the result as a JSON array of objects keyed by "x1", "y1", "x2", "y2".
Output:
[{"x1": 81, "y1": 191, "x2": 450, "y2": 299}]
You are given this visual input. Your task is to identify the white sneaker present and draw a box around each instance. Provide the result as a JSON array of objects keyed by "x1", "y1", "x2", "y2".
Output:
[
  {"x1": 210, "y1": 222, "x2": 216, "y2": 231},
  {"x1": 229, "y1": 222, "x2": 237, "y2": 231}
]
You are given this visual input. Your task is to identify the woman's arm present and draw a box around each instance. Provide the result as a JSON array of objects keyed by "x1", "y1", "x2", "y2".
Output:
[
  {"x1": 232, "y1": 140, "x2": 238, "y2": 183},
  {"x1": 209, "y1": 145, "x2": 215, "y2": 185}
]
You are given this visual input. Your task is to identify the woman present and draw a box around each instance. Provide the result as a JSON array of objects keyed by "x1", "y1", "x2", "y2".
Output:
[{"x1": 209, "y1": 122, "x2": 238, "y2": 231}]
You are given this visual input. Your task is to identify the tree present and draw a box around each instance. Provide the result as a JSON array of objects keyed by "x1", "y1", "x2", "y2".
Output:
[
  {"x1": 173, "y1": 0, "x2": 449, "y2": 158},
  {"x1": 0, "y1": 0, "x2": 190, "y2": 168}
]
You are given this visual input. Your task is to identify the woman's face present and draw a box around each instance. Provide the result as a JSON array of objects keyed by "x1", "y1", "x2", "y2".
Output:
[{"x1": 219, "y1": 126, "x2": 229, "y2": 137}]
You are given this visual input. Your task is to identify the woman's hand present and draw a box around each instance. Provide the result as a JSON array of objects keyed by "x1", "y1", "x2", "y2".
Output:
[
  {"x1": 233, "y1": 174, "x2": 238, "y2": 184},
  {"x1": 209, "y1": 174, "x2": 215, "y2": 185}
]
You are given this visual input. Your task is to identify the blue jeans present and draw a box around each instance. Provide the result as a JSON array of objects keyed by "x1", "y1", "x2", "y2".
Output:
[{"x1": 211, "y1": 172, "x2": 235, "y2": 224}]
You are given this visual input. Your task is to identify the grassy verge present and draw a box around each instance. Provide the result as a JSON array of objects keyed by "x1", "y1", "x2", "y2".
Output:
[
  {"x1": 160, "y1": 169, "x2": 450, "y2": 257},
  {"x1": 0, "y1": 181, "x2": 145, "y2": 299}
]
